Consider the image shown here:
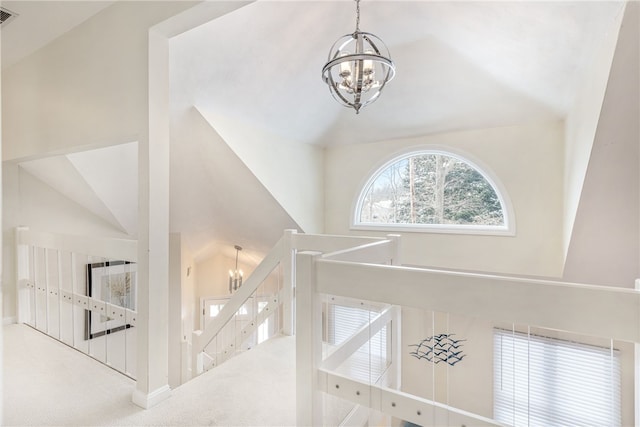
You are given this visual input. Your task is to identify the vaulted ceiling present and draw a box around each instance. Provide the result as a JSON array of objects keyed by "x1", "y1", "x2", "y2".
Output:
[
  {"x1": 3, "y1": 1, "x2": 627, "y2": 262},
  {"x1": 172, "y1": 1, "x2": 624, "y2": 146}
]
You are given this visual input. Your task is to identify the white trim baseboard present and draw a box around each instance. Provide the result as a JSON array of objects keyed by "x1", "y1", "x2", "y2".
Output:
[
  {"x1": 3, "y1": 317, "x2": 17, "y2": 326},
  {"x1": 132, "y1": 385, "x2": 171, "y2": 409}
]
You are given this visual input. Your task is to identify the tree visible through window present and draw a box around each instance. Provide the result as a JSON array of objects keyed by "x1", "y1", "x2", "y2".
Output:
[{"x1": 358, "y1": 152, "x2": 505, "y2": 227}]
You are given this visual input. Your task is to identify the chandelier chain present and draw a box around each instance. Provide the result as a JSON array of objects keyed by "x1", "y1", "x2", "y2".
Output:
[{"x1": 355, "y1": 0, "x2": 360, "y2": 33}]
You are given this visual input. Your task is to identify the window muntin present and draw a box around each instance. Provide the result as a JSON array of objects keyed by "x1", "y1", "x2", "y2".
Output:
[{"x1": 355, "y1": 150, "x2": 509, "y2": 232}]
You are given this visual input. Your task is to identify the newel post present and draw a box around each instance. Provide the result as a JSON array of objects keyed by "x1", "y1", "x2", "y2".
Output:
[
  {"x1": 296, "y1": 251, "x2": 323, "y2": 426},
  {"x1": 282, "y1": 229, "x2": 297, "y2": 336},
  {"x1": 191, "y1": 330, "x2": 203, "y2": 379}
]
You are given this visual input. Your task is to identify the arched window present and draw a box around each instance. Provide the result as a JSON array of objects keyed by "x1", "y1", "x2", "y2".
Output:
[{"x1": 354, "y1": 150, "x2": 513, "y2": 234}]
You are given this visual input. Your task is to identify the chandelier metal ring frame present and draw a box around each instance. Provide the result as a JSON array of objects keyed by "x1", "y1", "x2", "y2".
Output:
[{"x1": 321, "y1": 0, "x2": 396, "y2": 114}]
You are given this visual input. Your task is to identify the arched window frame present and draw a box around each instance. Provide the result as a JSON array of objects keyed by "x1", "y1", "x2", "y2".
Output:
[{"x1": 352, "y1": 147, "x2": 516, "y2": 236}]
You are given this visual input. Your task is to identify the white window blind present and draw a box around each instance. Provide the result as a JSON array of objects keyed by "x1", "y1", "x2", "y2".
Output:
[
  {"x1": 327, "y1": 304, "x2": 389, "y2": 384},
  {"x1": 494, "y1": 329, "x2": 621, "y2": 427}
]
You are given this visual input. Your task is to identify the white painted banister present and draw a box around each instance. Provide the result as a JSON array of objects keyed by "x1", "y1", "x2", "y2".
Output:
[
  {"x1": 17, "y1": 228, "x2": 137, "y2": 262},
  {"x1": 191, "y1": 231, "x2": 399, "y2": 375},
  {"x1": 295, "y1": 251, "x2": 324, "y2": 427},
  {"x1": 15, "y1": 227, "x2": 139, "y2": 379},
  {"x1": 291, "y1": 233, "x2": 390, "y2": 254},
  {"x1": 282, "y1": 229, "x2": 296, "y2": 336},
  {"x1": 191, "y1": 236, "x2": 285, "y2": 374},
  {"x1": 314, "y1": 260, "x2": 640, "y2": 343},
  {"x1": 212, "y1": 292, "x2": 281, "y2": 368},
  {"x1": 321, "y1": 239, "x2": 395, "y2": 264},
  {"x1": 318, "y1": 370, "x2": 505, "y2": 427}
]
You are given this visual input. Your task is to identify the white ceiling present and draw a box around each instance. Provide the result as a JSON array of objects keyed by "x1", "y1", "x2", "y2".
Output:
[
  {"x1": 19, "y1": 142, "x2": 138, "y2": 236},
  {"x1": 174, "y1": 0, "x2": 625, "y2": 146},
  {"x1": 4, "y1": 1, "x2": 627, "y2": 263},
  {"x1": 0, "y1": 1, "x2": 114, "y2": 69}
]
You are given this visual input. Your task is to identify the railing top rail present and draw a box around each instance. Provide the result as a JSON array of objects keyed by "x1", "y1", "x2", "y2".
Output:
[
  {"x1": 320, "y1": 257, "x2": 638, "y2": 295},
  {"x1": 321, "y1": 238, "x2": 393, "y2": 263},
  {"x1": 291, "y1": 233, "x2": 388, "y2": 254},
  {"x1": 314, "y1": 258, "x2": 640, "y2": 343},
  {"x1": 16, "y1": 227, "x2": 137, "y2": 262}
]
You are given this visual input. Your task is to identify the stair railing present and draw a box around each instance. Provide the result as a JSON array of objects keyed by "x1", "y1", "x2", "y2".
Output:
[
  {"x1": 191, "y1": 235, "x2": 285, "y2": 376},
  {"x1": 190, "y1": 230, "x2": 399, "y2": 378}
]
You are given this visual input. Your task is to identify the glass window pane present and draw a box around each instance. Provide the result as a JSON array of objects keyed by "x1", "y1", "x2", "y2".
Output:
[{"x1": 358, "y1": 152, "x2": 505, "y2": 227}]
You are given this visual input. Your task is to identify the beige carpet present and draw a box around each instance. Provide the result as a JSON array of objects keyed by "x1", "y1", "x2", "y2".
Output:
[{"x1": 2, "y1": 324, "x2": 296, "y2": 426}]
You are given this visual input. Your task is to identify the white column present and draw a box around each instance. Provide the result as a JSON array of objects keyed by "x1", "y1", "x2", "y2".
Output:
[
  {"x1": 296, "y1": 251, "x2": 323, "y2": 426},
  {"x1": 282, "y1": 229, "x2": 297, "y2": 336},
  {"x1": 132, "y1": 28, "x2": 171, "y2": 409}
]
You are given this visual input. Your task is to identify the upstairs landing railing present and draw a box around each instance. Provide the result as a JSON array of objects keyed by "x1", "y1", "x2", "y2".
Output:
[
  {"x1": 295, "y1": 238, "x2": 640, "y2": 426},
  {"x1": 15, "y1": 227, "x2": 138, "y2": 378}
]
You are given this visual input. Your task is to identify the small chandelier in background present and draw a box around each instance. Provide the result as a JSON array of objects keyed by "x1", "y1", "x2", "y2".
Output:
[
  {"x1": 321, "y1": 0, "x2": 396, "y2": 114},
  {"x1": 229, "y1": 245, "x2": 243, "y2": 293}
]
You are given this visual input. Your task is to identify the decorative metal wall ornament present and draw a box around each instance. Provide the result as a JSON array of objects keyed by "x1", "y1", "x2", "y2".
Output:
[
  {"x1": 321, "y1": 0, "x2": 396, "y2": 114},
  {"x1": 409, "y1": 334, "x2": 467, "y2": 366}
]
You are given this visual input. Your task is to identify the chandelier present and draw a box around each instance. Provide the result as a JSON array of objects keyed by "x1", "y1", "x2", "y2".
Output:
[
  {"x1": 228, "y1": 245, "x2": 243, "y2": 293},
  {"x1": 321, "y1": 0, "x2": 396, "y2": 114}
]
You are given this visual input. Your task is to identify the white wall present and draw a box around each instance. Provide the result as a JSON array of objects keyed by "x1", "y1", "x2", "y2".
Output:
[
  {"x1": 3, "y1": 165, "x2": 132, "y2": 320},
  {"x1": 168, "y1": 232, "x2": 197, "y2": 387},
  {"x1": 180, "y1": 239, "x2": 196, "y2": 383},
  {"x1": 401, "y1": 309, "x2": 494, "y2": 419},
  {"x1": 1, "y1": 0, "x2": 195, "y2": 332},
  {"x1": 325, "y1": 121, "x2": 565, "y2": 277},
  {"x1": 196, "y1": 253, "x2": 235, "y2": 304},
  {"x1": 169, "y1": 16, "x2": 325, "y2": 236},
  {"x1": 2, "y1": 1, "x2": 195, "y2": 162},
  {"x1": 563, "y1": 4, "x2": 626, "y2": 260},
  {"x1": 563, "y1": 1, "x2": 639, "y2": 287},
  {"x1": 400, "y1": 309, "x2": 634, "y2": 425},
  {"x1": 196, "y1": 108, "x2": 325, "y2": 235}
]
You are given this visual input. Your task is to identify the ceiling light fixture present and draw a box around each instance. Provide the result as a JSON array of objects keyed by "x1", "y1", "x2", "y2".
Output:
[
  {"x1": 321, "y1": 0, "x2": 396, "y2": 114},
  {"x1": 229, "y1": 245, "x2": 243, "y2": 293}
]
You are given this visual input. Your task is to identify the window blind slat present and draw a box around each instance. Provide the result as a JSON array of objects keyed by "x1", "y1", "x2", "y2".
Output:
[{"x1": 494, "y1": 329, "x2": 621, "y2": 427}]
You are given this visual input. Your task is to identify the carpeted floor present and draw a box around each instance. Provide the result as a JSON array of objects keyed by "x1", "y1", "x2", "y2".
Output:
[{"x1": 2, "y1": 324, "x2": 296, "y2": 426}]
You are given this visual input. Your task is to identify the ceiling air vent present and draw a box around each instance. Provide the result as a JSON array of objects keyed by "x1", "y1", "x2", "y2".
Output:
[{"x1": 0, "y1": 7, "x2": 18, "y2": 26}]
